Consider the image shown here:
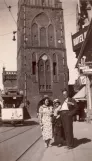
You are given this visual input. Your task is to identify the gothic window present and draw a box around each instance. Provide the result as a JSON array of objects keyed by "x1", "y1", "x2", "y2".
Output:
[
  {"x1": 53, "y1": 62, "x2": 56, "y2": 75},
  {"x1": 48, "y1": 24, "x2": 55, "y2": 47},
  {"x1": 64, "y1": 73, "x2": 66, "y2": 87},
  {"x1": 53, "y1": 54, "x2": 57, "y2": 76},
  {"x1": 35, "y1": 0, "x2": 37, "y2": 5},
  {"x1": 38, "y1": 55, "x2": 51, "y2": 92},
  {"x1": 31, "y1": 23, "x2": 38, "y2": 46},
  {"x1": 63, "y1": 58, "x2": 65, "y2": 66},
  {"x1": 45, "y1": 60, "x2": 51, "y2": 90},
  {"x1": 32, "y1": 53, "x2": 36, "y2": 75},
  {"x1": 49, "y1": 0, "x2": 52, "y2": 6},
  {"x1": 26, "y1": 0, "x2": 30, "y2": 5},
  {"x1": 40, "y1": 27, "x2": 47, "y2": 47},
  {"x1": 41, "y1": 0, "x2": 45, "y2": 5}
]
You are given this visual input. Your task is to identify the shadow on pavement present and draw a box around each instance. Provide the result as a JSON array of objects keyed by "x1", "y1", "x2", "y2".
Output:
[
  {"x1": 0, "y1": 120, "x2": 39, "y2": 127},
  {"x1": 74, "y1": 138, "x2": 92, "y2": 148}
]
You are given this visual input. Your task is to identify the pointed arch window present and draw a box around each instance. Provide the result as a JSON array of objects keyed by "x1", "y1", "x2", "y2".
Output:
[
  {"x1": 41, "y1": 0, "x2": 45, "y2": 5},
  {"x1": 38, "y1": 55, "x2": 52, "y2": 92},
  {"x1": 53, "y1": 54, "x2": 57, "y2": 76},
  {"x1": 48, "y1": 24, "x2": 55, "y2": 47},
  {"x1": 32, "y1": 53, "x2": 36, "y2": 75},
  {"x1": 40, "y1": 27, "x2": 47, "y2": 47},
  {"x1": 31, "y1": 23, "x2": 38, "y2": 46},
  {"x1": 64, "y1": 73, "x2": 66, "y2": 87}
]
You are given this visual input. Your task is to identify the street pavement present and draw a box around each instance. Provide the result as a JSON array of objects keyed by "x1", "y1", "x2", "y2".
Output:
[
  {"x1": 0, "y1": 118, "x2": 42, "y2": 161},
  {"x1": 1, "y1": 119, "x2": 92, "y2": 161},
  {"x1": 40, "y1": 122, "x2": 92, "y2": 161}
]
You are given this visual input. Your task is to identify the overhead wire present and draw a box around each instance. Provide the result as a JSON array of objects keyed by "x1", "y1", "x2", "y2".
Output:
[
  {"x1": 0, "y1": 32, "x2": 13, "y2": 36},
  {"x1": 0, "y1": 4, "x2": 17, "y2": 11},
  {"x1": 0, "y1": 0, "x2": 76, "y2": 38},
  {"x1": 3, "y1": 0, "x2": 17, "y2": 25}
]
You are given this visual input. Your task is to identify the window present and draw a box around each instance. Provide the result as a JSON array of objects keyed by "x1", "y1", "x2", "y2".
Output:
[
  {"x1": 53, "y1": 54, "x2": 57, "y2": 76},
  {"x1": 42, "y1": 0, "x2": 45, "y2": 5},
  {"x1": 48, "y1": 24, "x2": 55, "y2": 47},
  {"x1": 38, "y1": 55, "x2": 51, "y2": 92},
  {"x1": 32, "y1": 53, "x2": 36, "y2": 75},
  {"x1": 63, "y1": 58, "x2": 65, "y2": 65},
  {"x1": 32, "y1": 62, "x2": 36, "y2": 75},
  {"x1": 31, "y1": 23, "x2": 38, "y2": 46},
  {"x1": 40, "y1": 27, "x2": 47, "y2": 47},
  {"x1": 53, "y1": 62, "x2": 56, "y2": 75}
]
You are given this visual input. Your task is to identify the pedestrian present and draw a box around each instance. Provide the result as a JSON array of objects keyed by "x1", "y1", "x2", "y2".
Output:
[
  {"x1": 19, "y1": 100, "x2": 31, "y2": 120},
  {"x1": 39, "y1": 96, "x2": 53, "y2": 148},
  {"x1": 60, "y1": 89, "x2": 78, "y2": 149},
  {"x1": 53, "y1": 99, "x2": 65, "y2": 147},
  {"x1": 37, "y1": 95, "x2": 53, "y2": 117}
]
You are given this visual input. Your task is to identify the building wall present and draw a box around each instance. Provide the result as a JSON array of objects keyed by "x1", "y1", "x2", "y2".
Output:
[
  {"x1": 17, "y1": 0, "x2": 69, "y2": 116},
  {"x1": 2, "y1": 68, "x2": 17, "y2": 90}
]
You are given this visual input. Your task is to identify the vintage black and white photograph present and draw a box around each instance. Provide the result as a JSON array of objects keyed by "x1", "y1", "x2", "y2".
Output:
[{"x1": 0, "y1": 0, "x2": 92, "y2": 161}]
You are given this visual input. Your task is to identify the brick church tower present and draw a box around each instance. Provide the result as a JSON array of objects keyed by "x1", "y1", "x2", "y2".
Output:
[{"x1": 17, "y1": 0, "x2": 69, "y2": 116}]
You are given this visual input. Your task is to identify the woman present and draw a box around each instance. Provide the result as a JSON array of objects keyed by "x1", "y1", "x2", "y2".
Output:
[
  {"x1": 39, "y1": 97, "x2": 53, "y2": 148},
  {"x1": 53, "y1": 99, "x2": 65, "y2": 147}
]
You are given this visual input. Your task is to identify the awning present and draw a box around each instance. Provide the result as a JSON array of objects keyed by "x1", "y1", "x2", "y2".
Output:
[{"x1": 73, "y1": 86, "x2": 86, "y2": 101}]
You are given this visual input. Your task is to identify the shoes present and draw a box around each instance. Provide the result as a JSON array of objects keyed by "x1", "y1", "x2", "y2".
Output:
[
  {"x1": 48, "y1": 144, "x2": 52, "y2": 147},
  {"x1": 57, "y1": 144, "x2": 62, "y2": 147},
  {"x1": 64, "y1": 146, "x2": 74, "y2": 150},
  {"x1": 44, "y1": 143, "x2": 48, "y2": 148}
]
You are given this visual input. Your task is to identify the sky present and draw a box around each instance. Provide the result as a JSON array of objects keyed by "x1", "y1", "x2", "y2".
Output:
[{"x1": 0, "y1": 0, "x2": 78, "y2": 89}]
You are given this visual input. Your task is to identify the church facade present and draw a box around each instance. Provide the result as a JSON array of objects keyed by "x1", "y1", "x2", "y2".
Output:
[{"x1": 17, "y1": 0, "x2": 69, "y2": 116}]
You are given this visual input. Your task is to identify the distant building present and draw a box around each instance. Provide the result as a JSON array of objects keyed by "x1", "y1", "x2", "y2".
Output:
[
  {"x1": 2, "y1": 67, "x2": 17, "y2": 91},
  {"x1": 17, "y1": 0, "x2": 69, "y2": 116}
]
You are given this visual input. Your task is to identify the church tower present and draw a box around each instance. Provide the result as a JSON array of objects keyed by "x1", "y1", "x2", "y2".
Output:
[{"x1": 17, "y1": 0, "x2": 69, "y2": 116}]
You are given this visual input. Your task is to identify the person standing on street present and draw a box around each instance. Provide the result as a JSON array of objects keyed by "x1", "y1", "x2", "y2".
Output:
[
  {"x1": 53, "y1": 99, "x2": 65, "y2": 147},
  {"x1": 37, "y1": 95, "x2": 53, "y2": 117},
  {"x1": 39, "y1": 97, "x2": 53, "y2": 148},
  {"x1": 60, "y1": 89, "x2": 78, "y2": 149},
  {"x1": 37, "y1": 95, "x2": 49, "y2": 117}
]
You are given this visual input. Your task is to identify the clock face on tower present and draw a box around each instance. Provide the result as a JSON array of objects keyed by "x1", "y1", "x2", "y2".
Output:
[{"x1": 41, "y1": 55, "x2": 48, "y2": 61}]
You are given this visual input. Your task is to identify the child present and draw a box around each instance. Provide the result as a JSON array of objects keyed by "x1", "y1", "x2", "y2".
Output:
[{"x1": 53, "y1": 99, "x2": 65, "y2": 147}]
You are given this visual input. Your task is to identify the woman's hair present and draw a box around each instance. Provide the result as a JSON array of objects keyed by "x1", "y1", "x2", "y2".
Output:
[{"x1": 43, "y1": 97, "x2": 53, "y2": 106}]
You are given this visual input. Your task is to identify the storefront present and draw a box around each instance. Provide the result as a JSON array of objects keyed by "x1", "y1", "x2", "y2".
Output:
[
  {"x1": 76, "y1": 20, "x2": 92, "y2": 121},
  {"x1": 73, "y1": 86, "x2": 87, "y2": 121}
]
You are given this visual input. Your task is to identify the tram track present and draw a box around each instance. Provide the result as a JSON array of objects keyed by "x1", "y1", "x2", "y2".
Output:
[
  {"x1": 15, "y1": 135, "x2": 42, "y2": 161},
  {"x1": 0, "y1": 125, "x2": 38, "y2": 144},
  {"x1": 0, "y1": 127, "x2": 16, "y2": 134}
]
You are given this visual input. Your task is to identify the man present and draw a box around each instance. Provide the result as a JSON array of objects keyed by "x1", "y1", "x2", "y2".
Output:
[{"x1": 60, "y1": 89, "x2": 78, "y2": 149}]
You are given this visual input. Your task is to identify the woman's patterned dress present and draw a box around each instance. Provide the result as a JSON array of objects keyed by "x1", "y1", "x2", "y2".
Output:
[{"x1": 39, "y1": 105, "x2": 53, "y2": 141}]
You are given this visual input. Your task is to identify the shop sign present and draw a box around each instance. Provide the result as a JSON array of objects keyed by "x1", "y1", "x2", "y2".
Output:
[{"x1": 72, "y1": 26, "x2": 88, "y2": 52}]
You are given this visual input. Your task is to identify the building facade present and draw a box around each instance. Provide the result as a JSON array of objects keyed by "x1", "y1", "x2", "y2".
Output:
[
  {"x1": 73, "y1": 1, "x2": 92, "y2": 120},
  {"x1": 76, "y1": 20, "x2": 92, "y2": 119},
  {"x1": 2, "y1": 67, "x2": 17, "y2": 91},
  {"x1": 17, "y1": 0, "x2": 69, "y2": 116},
  {"x1": 72, "y1": 0, "x2": 92, "y2": 59}
]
